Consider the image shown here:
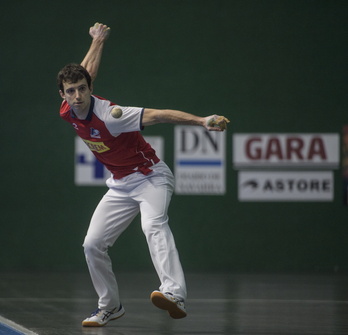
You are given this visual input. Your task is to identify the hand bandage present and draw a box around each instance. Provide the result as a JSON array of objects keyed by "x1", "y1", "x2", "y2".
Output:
[{"x1": 207, "y1": 115, "x2": 230, "y2": 130}]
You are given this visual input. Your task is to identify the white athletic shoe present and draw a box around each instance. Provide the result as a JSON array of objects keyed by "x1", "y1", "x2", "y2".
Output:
[
  {"x1": 82, "y1": 305, "x2": 125, "y2": 327},
  {"x1": 150, "y1": 290, "x2": 187, "y2": 319}
]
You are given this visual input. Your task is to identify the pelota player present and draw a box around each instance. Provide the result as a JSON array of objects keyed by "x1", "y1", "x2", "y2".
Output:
[{"x1": 57, "y1": 22, "x2": 229, "y2": 327}]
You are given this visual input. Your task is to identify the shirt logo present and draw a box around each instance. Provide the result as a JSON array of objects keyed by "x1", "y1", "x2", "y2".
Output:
[
  {"x1": 82, "y1": 139, "x2": 110, "y2": 153},
  {"x1": 90, "y1": 128, "x2": 101, "y2": 139}
]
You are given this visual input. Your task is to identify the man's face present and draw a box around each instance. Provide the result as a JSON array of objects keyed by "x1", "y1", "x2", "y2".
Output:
[{"x1": 59, "y1": 78, "x2": 92, "y2": 115}]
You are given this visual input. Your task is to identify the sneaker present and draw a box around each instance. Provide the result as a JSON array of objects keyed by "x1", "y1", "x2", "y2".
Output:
[
  {"x1": 82, "y1": 304, "x2": 125, "y2": 327},
  {"x1": 150, "y1": 291, "x2": 187, "y2": 319}
]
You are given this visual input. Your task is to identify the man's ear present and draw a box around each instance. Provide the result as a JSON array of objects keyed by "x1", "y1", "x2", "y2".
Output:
[
  {"x1": 90, "y1": 84, "x2": 93, "y2": 94},
  {"x1": 59, "y1": 90, "x2": 65, "y2": 100}
]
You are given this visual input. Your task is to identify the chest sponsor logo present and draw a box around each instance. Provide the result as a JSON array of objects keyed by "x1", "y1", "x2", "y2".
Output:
[
  {"x1": 90, "y1": 128, "x2": 101, "y2": 139},
  {"x1": 82, "y1": 139, "x2": 110, "y2": 153}
]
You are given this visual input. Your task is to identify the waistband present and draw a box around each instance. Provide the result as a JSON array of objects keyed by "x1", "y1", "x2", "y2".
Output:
[
  {"x1": 134, "y1": 156, "x2": 161, "y2": 176},
  {"x1": 112, "y1": 156, "x2": 160, "y2": 179}
]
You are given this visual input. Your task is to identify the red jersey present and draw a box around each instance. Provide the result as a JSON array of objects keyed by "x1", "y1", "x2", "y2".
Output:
[{"x1": 60, "y1": 95, "x2": 160, "y2": 179}]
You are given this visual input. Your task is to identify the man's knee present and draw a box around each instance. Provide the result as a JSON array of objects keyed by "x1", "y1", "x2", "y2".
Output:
[
  {"x1": 83, "y1": 235, "x2": 106, "y2": 257},
  {"x1": 141, "y1": 217, "x2": 170, "y2": 236}
]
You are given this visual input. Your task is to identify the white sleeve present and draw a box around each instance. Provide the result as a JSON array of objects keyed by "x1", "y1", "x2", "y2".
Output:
[{"x1": 104, "y1": 105, "x2": 144, "y2": 136}]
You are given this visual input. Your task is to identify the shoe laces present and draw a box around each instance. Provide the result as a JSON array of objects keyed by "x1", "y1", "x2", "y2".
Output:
[{"x1": 91, "y1": 308, "x2": 102, "y2": 317}]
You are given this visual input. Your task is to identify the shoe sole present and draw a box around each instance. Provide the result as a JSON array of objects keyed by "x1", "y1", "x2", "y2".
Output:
[
  {"x1": 82, "y1": 309, "x2": 125, "y2": 327},
  {"x1": 150, "y1": 291, "x2": 187, "y2": 319}
]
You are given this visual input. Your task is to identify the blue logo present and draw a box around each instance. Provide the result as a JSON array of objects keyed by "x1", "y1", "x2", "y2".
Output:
[{"x1": 90, "y1": 128, "x2": 101, "y2": 138}]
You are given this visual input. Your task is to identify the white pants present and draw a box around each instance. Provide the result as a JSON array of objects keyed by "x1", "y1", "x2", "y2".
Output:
[{"x1": 83, "y1": 161, "x2": 187, "y2": 310}]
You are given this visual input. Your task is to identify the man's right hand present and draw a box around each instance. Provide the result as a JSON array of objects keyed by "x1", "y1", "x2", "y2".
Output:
[{"x1": 89, "y1": 22, "x2": 111, "y2": 41}]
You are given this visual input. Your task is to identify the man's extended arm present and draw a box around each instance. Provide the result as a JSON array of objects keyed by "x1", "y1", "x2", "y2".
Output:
[
  {"x1": 81, "y1": 22, "x2": 110, "y2": 82},
  {"x1": 142, "y1": 108, "x2": 230, "y2": 131}
]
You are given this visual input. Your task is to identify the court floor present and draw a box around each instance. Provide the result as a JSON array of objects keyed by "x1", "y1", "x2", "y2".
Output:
[{"x1": 1, "y1": 271, "x2": 348, "y2": 335}]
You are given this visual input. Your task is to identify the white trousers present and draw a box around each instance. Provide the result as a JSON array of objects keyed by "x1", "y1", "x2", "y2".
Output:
[{"x1": 83, "y1": 161, "x2": 187, "y2": 310}]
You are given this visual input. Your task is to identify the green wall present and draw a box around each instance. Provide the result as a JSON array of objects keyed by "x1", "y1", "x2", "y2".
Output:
[{"x1": 1, "y1": 0, "x2": 348, "y2": 272}]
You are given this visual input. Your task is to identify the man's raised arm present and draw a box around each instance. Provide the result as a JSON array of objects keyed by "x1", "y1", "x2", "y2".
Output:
[{"x1": 81, "y1": 22, "x2": 111, "y2": 82}]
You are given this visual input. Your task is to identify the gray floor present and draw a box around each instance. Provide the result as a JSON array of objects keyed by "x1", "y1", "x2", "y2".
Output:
[{"x1": 1, "y1": 272, "x2": 348, "y2": 335}]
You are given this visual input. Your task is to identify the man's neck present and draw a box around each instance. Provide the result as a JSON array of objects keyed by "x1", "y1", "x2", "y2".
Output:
[
  {"x1": 74, "y1": 108, "x2": 89, "y2": 120},
  {"x1": 73, "y1": 98, "x2": 92, "y2": 120}
]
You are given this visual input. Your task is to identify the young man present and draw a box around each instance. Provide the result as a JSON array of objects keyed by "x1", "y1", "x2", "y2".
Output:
[{"x1": 57, "y1": 23, "x2": 229, "y2": 327}]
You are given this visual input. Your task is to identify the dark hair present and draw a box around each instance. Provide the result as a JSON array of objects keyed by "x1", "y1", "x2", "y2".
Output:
[{"x1": 57, "y1": 63, "x2": 92, "y2": 92}]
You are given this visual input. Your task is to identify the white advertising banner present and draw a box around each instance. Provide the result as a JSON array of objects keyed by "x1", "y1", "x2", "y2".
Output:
[
  {"x1": 174, "y1": 126, "x2": 226, "y2": 195},
  {"x1": 233, "y1": 134, "x2": 339, "y2": 169},
  {"x1": 75, "y1": 136, "x2": 164, "y2": 186},
  {"x1": 238, "y1": 171, "x2": 333, "y2": 201}
]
